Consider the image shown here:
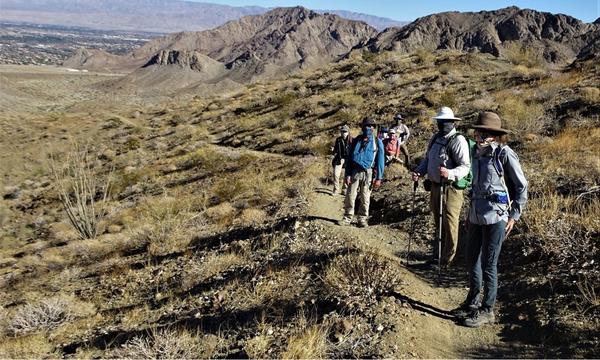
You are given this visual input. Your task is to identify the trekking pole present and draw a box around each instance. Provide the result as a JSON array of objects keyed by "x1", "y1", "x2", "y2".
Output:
[
  {"x1": 405, "y1": 180, "x2": 418, "y2": 265},
  {"x1": 437, "y1": 180, "x2": 445, "y2": 276}
]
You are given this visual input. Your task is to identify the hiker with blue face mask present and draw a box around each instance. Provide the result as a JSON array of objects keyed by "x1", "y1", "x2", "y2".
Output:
[
  {"x1": 452, "y1": 111, "x2": 528, "y2": 328},
  {"x1": 338, "y1": 117, "x2": 385, "y2": 228},
  {"x1": 412, "y1": 107, "x2": 471, "y2": 267}
]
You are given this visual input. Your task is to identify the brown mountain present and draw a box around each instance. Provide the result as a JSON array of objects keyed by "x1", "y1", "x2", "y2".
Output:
[
  {"x1": 67, "y1": 7, "x2": 376, "y2": 86},
  {"x1": 368, "y1": 6, "x2": 598, "y2": 64}
]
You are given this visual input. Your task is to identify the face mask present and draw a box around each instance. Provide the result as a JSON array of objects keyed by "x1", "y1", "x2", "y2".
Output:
[
  {"x1": 362, "y1": 126, "x2": 373, "y2": 137},
  {"x1": 437, "y1": 121, "x2": 454, "y2": 135},
  {"x1": 476, "y1": 139, "x2": 496, "y2": 151},
  {"x1": 341, "y1": 131, "x2": 348, "y2": 138}
]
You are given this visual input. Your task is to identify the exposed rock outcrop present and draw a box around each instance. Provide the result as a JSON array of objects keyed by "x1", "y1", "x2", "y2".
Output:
[{"x1": 368, "y1": 6, "x2": 598, "y2": 64}]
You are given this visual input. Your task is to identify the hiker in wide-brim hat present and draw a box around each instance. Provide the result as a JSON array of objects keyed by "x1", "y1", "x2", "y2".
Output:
[
  {"x1": 412, "y1": 106, "x2": 470, "y2": 267},
  {"x1": 451, "y1": 111, "x2": 528, "y2": 328},
  {"x1": 338, "y1": 116, "x2": 385, "y2": 228},
  {"x1": 469, "y1": 111, "x2": 510, "y2": 134},
  {"x1": 391, "y1": 113, "x2": 411, "y2": 167}
]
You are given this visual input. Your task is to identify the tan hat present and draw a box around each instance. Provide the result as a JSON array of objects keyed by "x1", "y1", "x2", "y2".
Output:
[{"x1": 470, "y1": 112, "x2": 510, "y2": 134}]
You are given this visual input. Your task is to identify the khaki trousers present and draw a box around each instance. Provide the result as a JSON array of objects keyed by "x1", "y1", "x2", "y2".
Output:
[
  {"x1": 332, "y1": 159, "x2": 347, "y2": 194},
  {"x1": 343, "y1": 169, "x2": 372, "y2": 222},
  {"x1": 430, "y1": 182, "x2": 464, "y2": 265}
]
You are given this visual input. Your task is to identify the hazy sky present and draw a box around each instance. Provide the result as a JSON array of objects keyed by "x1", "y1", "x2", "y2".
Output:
[{"x1": 194, "y1": 0, "x2": 600, "y2": 23}]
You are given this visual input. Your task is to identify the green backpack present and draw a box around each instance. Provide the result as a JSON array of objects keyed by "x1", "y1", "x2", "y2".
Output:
[{"x1": 428, "y1": 132, "x2": 476, "y2": 189}]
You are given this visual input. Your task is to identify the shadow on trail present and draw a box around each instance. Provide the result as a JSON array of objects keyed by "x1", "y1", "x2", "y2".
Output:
[
  {"x1": 404, "y1": 261, "x2": 467, "y2": 289},
  {"x1": 391, "y1": 291, "x2": 456, "y2": 321}
]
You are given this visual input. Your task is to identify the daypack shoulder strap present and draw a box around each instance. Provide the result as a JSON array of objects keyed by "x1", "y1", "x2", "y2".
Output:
[{"x1": 492, "y1": 145, "x2": 507, "y2": 177}]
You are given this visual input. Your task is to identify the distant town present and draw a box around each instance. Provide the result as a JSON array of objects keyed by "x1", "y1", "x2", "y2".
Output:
[{"x1": 0, "y1": 22, "x2": 160, "y2": 66}]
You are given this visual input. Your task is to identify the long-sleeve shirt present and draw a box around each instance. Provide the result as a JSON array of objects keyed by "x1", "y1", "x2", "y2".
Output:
[
  {"x1": 332, "y1": 135, "x2": 352, "y2": 165},
  {"x1": 468, "y1": 143, "x2": 528, "y2": 225},
  {"x1": 393, "y1": 123, "x2": 410, "y2": 145},
  {"x1": 415, "y1": 128, "x2": 470, "y2": 184}
]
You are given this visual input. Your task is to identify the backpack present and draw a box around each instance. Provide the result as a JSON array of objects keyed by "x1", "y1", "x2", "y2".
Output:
[
  {"x1": 351, "y1": 134, "x2": 379, "y2": 171},
  {"x1": 384, "y1": 137, "x2": 399, "y2": 156},
  {"x1": 428, "y1": 132, "x2": 475, "y2": 190},
  {"x1": 491, "y1": 145, "x2": 516, "y2": 206}
]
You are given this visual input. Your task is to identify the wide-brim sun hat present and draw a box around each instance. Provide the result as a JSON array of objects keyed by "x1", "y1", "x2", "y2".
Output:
[
  {"x1": 432, "y1": 106, "x2": 461, "y2": 121},
  {"x1": 470, "y1": 111, "x2": 511, "y2": 134},
  {"x1": 394, "y1": 113, "x2": 403, "y2": 121},
  {"x1": 361, "y1": 117, "x2": 377, "y2": 127}
]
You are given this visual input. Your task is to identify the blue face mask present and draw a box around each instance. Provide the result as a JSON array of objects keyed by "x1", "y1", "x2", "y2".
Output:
[{"x1": 362, "y1": 126, "x2": 373, "y2": 137}]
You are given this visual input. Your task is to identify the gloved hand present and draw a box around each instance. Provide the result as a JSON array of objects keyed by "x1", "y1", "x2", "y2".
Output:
[
  {"x1": 345, "y1": 176, "x2": 352, "y2": 186},
  {"x1": 372, "y1": 179, "x2": 382, "y2": 189},
  {"x1": 411, "y1": 172, "x2": 420, "y2": 182}
]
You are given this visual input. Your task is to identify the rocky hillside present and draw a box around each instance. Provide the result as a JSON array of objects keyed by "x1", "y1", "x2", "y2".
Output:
[
  {"x1": 65, "y1": 7, "x2": 377, "y2": 90},
  {"x1": 368, "y1": 6, "x2": 598, "y2": 64}
]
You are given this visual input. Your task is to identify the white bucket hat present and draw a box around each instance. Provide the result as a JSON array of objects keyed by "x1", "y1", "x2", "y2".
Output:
[{"x1": 432, "y1": 106, "x2": 461, "y2": 121}]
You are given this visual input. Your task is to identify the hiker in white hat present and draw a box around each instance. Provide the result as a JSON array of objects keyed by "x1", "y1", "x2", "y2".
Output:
[{"x1": 412, "y1": 106, "x2": 471, "y2": 268}]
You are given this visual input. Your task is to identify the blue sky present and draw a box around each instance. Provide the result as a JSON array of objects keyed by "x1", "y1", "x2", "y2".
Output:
[{"x1": 194, "y1": 0, "x2": 600, "y2": 23}]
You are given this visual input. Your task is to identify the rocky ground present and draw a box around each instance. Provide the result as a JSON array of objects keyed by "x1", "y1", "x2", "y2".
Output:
[{"x1": 0, "y1": 48, "x2": 598, "y2": 357}]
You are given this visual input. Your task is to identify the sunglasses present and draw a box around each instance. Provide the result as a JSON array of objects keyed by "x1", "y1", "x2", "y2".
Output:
[{"x1": 474, "y1": 130, "x2": 494, "y2": 140}]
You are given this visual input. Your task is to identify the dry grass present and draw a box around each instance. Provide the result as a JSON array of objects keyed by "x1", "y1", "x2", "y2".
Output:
[
  {"x1": 579, "y1": 87, "x2": 600, "y2": 104},
  {"x1": 135, "y1": 196, "x2": 196, "y2": 256},
  {"x1": 282, "y1": 323, "x2": 329, "y2": 359},
  {"x1": 495, "y1": 91, "x2": 545, "y2": 134},
  {"x1": 503, "y1": 41, "x2": 544, "y2": 68},
  {"x1": 182, "y1": 252, "x2": 245, "y2": 289},
  {"x1": 0, "y1": 333, "x2": 60, "y2": 358}
]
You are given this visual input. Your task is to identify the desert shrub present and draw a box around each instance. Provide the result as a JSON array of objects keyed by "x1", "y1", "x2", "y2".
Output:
[
  {"x1": 49, "y1": 144, "x2": 112, "y2": 239},
  {"x1": 271, "y1": 91, "x2": 297, "y2": 107},
  {"x1": 245, "y1": 334, "x2": 272, "y2": 359},
  {"x1": 579, "y1": 87, "x2": 600, "y2": 104},
  {"x1": 503, "y1": 41, "x2": 544, "y2": 68},
  {"x1": 178, "y1": 146, "x2": 223, "y2": 173},
  {"x1": 110, "y1": 167, "x2": 154, "y2": 196},
  {"x1": 123, "y1": 136, "x2": 141, "y2": 151},
  {"x1": 136, "y1": 196, "x2": 195, "y2": 256},
  {"x1": 235, "y1": 208, "x2": 267, "y2": 227},
  {"x1": 8, "y1": 297, "x2": 74, "y2": 335},
  {"x1": 414, "y1": 48, "x2": 434, "y2": 65},
  {"x1": 204, "y1": 202, "x2": 236, "y2": 228},
  {"x1": 438, "y1": 63, "x2": 451, "y2": 75},
  {"x1": 426, "y1": 89, "x2": 458, "y2": 109},
  {"x1": 324, "y1": 251, "x2": 402, "y2": 308},
  {"x1": 495, "y1": 92, "x2": 545, "y2": 134},
  {"x1": 113, "y1": 328, "x2": 215, "y2": 359}
]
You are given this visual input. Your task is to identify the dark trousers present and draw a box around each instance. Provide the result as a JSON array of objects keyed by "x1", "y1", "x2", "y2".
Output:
[{"x1": 465, "y1": 221, "x2": 506, "y2": 311}]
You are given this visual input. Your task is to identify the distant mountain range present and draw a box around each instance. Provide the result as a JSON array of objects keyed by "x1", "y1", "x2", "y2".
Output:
[
  {"x1": 61, "y1": 6, "x2": 600, "y2": 96},
  {"x1": 0, "y1": 0, "x2": 406, "y2": 32}
]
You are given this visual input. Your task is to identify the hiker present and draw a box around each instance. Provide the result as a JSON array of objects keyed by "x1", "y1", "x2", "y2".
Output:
[
  {"x1": 392, "y1": 114, "x2": 411, "y2": 167},
  {"x1": 452, "y1": 112, "x2": 528, "y2": 327},
  {"x1": 412, "y1": 107, "x2": 470, "y2": 267},
  {"x1": 379, "y1": 127, "x2": 389, "y2": 140},
  {"x1": 383, "y1": 128, "x2": 402, "y2": 166},
  {"x1": 331, "y1": 125, "x2": 353, "y2": 195},
  {"x1": 338, "y1": 117, "x2": 385, "y2": 228}
]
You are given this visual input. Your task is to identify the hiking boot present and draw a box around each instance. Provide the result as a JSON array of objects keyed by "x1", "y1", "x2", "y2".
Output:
[
  {"x1": 357, "y1": 219, "x2": 368, "y2": 228},
  {"x1": 463, "y1": 309, "x2": 495, "y2": 328},
  {"x1": 450, "y1": 303, "x2": 479, "y2": 319},
  {"x1": 337, "y1": 218, "x2": 352, "y2": 226}
]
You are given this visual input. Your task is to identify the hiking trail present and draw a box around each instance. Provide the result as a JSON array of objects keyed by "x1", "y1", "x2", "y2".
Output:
[{"x1": 306, "y1": 186, "x2": 530, "y2": 358}]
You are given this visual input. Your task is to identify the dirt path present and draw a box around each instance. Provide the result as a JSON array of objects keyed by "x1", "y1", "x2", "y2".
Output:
[{"x1": 306, "y1": 187, "x2": 521, "y2": 358}]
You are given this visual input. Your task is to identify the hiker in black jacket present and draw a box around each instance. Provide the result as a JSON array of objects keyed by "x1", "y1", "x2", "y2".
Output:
[{"x1": 331, "y1": 125, "x2": 352, "y2": 195}]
